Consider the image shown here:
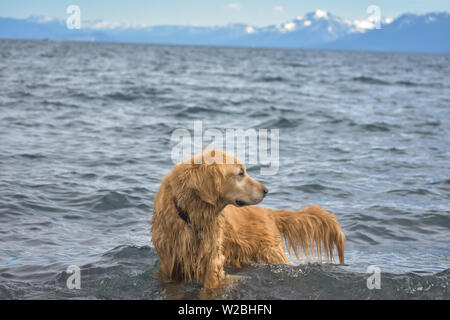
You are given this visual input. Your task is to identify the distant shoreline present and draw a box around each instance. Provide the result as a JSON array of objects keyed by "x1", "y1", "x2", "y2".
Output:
[
  {"x1": 1, "y1": 37, "x2": 448, "y2": 56},
  {"x1": 1, "y1": 11, "x2": 449, "y2": 54}
]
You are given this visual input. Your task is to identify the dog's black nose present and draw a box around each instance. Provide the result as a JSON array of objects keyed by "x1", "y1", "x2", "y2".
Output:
[{"x1": 262, "y1": 187, "x2": 269, "y2": 196}]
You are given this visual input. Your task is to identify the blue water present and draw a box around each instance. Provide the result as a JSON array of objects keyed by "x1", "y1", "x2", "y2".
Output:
[{"x1": 0, "y1": 39, "x2": 449, "y2": 299}]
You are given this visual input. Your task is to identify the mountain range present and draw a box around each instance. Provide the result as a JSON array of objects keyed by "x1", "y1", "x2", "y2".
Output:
[{"x1": 0, "y1": 10, "x2": 449, "y2": 53}]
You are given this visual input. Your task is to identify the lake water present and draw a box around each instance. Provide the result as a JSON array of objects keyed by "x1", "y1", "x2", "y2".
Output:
[{"x1": 0, "y1": 39, "x2": 449, "y2": 299}]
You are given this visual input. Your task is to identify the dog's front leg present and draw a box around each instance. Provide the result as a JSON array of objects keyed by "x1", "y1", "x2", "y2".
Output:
[{"x1": 203, "y1": 253, "x2": 227, "y2": 289}]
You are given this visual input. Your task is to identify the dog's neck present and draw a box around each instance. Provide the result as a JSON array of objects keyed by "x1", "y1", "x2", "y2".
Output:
[
  {"x1": 172, "y1": 191, "x2": 226, "y2": 228},
  {"x1": 173, "y1": 196, "x2": 191, "y2": 224}
]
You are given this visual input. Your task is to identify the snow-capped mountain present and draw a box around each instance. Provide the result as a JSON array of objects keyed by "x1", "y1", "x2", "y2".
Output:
[
  {"x1": 326, "y1": 12, "x2": 450, "y2": 53},
  {"x1": 226, "y1": 10, "x2": 391, "y2": 48},
  {"x1": 0, "y1": 10, "x2": 449, "y2": 53}
]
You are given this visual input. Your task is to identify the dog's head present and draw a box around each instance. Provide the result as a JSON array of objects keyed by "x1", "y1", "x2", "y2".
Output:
[{"x1": 170, "y1": 149, "x2": 268, "y2": 208}]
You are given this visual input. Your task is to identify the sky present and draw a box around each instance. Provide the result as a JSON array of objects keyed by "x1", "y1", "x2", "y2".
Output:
[{"x1": 1, "y1": 0, "x2": 449, "y2": 26}]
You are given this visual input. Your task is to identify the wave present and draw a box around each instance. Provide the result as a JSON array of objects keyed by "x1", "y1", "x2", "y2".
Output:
[
  {"x1": 352, "y1": 76, "x2": 445, "y2": 88},
  {"x1": 357, "y1": 122, "x2": 398, "y2": 132},
  {"x1": 175, "y1": 106, "x2": 229, "y2": 117},
  {"x1": 352, "y1": 76, "x2": 390, "y2": 85},
  {"x1": 255, "y1": 76, "x2": 288, "y2": 83},
  {"x1": 387, "y1": 189, "x2": 439, "y2": 196},
  {"x1": 284, "y1": 62, "x2": 309, "y2": 68},
  {"x1": 0, "y1": 246, "x2": 448, "y2": 299},
  {"x1": 103, "y1": 87, "x2": 174, "y2": 101},
  {"x1": 395, "y1": 80, "x2": 444, "y2": 88},
  {"x1": 292, "y1": 183, "x2": 347, "y2": 195},
  {"x1": 256, "y1": 117, "x2": 300, "y2": 128}
]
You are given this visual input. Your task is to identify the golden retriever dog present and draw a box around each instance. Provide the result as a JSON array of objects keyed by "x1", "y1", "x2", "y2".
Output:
[{"x1": 151, "y1": 150, "x2": 345, "y2": 289}]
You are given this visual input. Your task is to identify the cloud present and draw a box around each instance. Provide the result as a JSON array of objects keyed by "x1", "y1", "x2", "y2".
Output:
[
  {"x1": 227, "y1": 2, "x2": 241, "y2": 10},
  {"x1": 274, "y1": 6, "x2": 284, "y2": 13}
]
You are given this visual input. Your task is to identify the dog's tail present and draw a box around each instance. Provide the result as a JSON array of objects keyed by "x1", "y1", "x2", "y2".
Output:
[{"x1": 272, "y1": 205, "x2": 345, "y2": 264}]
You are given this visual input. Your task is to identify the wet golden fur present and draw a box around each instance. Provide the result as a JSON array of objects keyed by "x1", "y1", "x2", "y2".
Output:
[{"x1": 151, "y1": 150, "x2": 345, "y2": 289}]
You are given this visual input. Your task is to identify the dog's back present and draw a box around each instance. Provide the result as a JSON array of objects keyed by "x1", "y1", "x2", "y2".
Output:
[{"x1": 222, "y1": 205, "x2": 345, "y2": 266}]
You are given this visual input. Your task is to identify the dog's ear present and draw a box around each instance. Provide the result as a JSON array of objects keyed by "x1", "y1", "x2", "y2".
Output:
[{"x1": 188, "y1": 165, "x2": 220, "y2": 206}]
